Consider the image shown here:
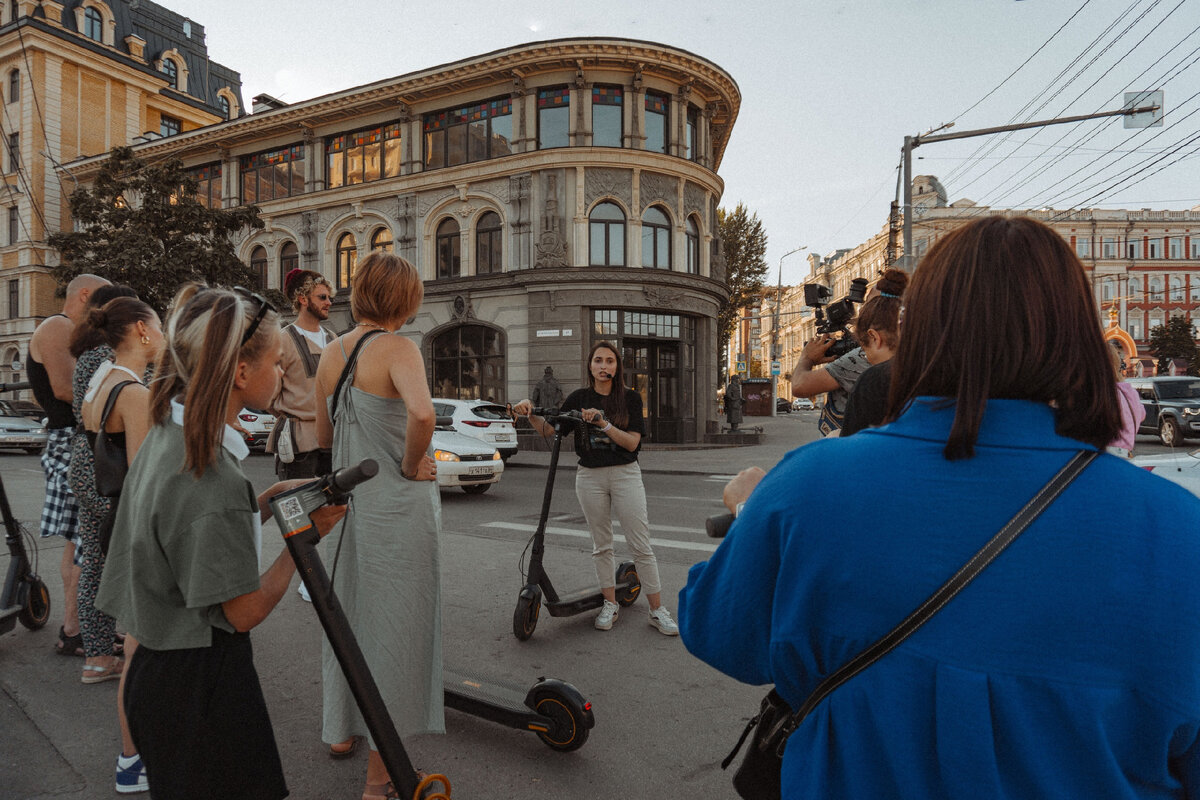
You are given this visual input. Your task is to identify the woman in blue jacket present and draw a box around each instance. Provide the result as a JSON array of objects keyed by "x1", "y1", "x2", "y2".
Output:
[{"x1": 680, "y1": 216, "x2": 1200, "y2": 799}]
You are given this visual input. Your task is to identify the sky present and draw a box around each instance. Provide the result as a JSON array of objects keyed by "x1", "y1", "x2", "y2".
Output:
[{"x1": 164, "y1": 0, "x2": 1200, "y2": 286}]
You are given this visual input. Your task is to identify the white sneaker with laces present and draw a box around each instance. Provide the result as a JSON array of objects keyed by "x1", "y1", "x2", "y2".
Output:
[
  {"x1": 298, "y1": 582, "x2": 312, "y2": 602},
  {"x1": 648, "y1": 605, "x2": 680, "y2": 636},
  {"x1": 595, "y1": 600, "x2": 619, "y2": 630}
]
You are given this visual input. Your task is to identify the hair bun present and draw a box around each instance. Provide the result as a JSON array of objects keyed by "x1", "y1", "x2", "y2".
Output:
[{"x1": 877, "y1": 268, "x2": 909, "y2": 298}]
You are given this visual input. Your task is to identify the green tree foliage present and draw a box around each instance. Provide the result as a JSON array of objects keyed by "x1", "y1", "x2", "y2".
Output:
[
  {"x1": 1148, "y1": 316, "x2": 1200, "y2": 376},
  {"x1": 49, "y1": 147, "x2": 265, "y2": 314},
  {"x1": 717, "y1": 203, "x2": 769, "y2": 353}
]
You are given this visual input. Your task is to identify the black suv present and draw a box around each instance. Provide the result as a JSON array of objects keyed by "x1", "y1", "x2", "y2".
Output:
[{"x1": 1129, "y1": 376, "x2": 1200, "y2": 447}]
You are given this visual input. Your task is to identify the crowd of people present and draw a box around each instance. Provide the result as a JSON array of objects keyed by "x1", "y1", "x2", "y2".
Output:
[{"x1": 22, "y1": 214, "x2": 1200, "y2": 799}]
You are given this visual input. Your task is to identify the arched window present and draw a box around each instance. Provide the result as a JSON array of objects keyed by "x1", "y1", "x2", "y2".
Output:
[
  {"x1": 162, "y1": 58, "x2": 178, "y2": 89},
  {"x1": 83, "y1": 7, "x2": 102, "y2": 41},
  {"x1": 475, "y1": 211, "x2": 503, "y2": 275},
  {"x1": 589, "y1": 202, "x2": 625, "y2": 266},
  {"x1": 7, "y1": 70, "x2": 17, "y2": 104},
  {"x1": 371, "y1": 227, "x2": 393, "y2": 253},
  {"x1": 336, "y1": 233, "x2": 357, "y2": 289},
  {"x1": 279, "y1": 241, "x2": 298, "y2": 289},
  {"x1": 1129, "y1": 277, "x2": 1141, "y2": 297},
  {"x1": 1102, "y1": 279, "x2": 1113, "y2": 302},
  {"x1": 431, "y1": 324, "x2": 504, "y2": 402},
  {"x1": 1150, "y1": 276, "x2": 1163, "y2": 300},
  {"x1": 1171, "y1": 276, "x2": 1184, "y2": 302},
  {"x1": 249, "y1": 246, "x2": 267, "y2": 290},
  {"x1": 641, "y1": 206, "x2": 671, "y2": 269},
  {"x1": 685, "y1": 216, "x2": 700, "y2": 274},
  {"x1": 436, "y1": 218, "x2": 460, "y2": 279},
  {"x1": 218, "y1": 95, "x2": 230, "y2": 120}
]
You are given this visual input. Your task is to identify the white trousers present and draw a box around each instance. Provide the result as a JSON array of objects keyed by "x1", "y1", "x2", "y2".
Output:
[{"x1": 574, "y1": 461, "x2": 662, "y2": 597}]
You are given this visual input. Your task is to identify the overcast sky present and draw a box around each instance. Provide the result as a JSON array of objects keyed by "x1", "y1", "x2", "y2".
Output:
[{"x1": 164, "y1": 0, "x2": 1200, "y2": 285}]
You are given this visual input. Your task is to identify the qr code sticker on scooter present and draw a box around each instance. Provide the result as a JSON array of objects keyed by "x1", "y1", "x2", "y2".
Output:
[{"x1": 278, "y1": 496, "x2": 306, "y2": 532}]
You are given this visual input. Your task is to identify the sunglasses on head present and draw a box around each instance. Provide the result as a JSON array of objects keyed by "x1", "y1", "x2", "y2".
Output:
[{"x1": 233, "y1": 287, "x2": 277, "y2": 346}]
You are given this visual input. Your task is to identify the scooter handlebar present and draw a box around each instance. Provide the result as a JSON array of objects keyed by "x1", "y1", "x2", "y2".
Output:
[
  {"x1": 706, "y1": 512, "x2": 735, "y2": 539},
  {"x1": 327, "y1": 459, "x2": 379, "y2": 494}
]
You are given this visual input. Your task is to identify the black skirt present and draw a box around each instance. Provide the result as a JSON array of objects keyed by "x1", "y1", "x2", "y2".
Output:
[{"x1": 125, "y1": 628, "x2": 288, "y2": 800}]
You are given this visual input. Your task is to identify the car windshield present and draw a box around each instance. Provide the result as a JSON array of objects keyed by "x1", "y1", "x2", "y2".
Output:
[
  {"x1": 471, "y1": 404, "x2": 511, "y2": 421},
  {"x1": 0, "y1": 400, "x2": 15, "y2": 416},
  {"x1": 1156, "y1": 380, "x2": 1200, "y2": 400}
]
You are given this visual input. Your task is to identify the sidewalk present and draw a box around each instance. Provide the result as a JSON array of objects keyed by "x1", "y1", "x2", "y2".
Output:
[{"x1": 505, "y1": 412, "x2": 820, "y2": 476}]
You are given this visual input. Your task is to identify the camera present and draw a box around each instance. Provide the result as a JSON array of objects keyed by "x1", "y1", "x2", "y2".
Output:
[{"x1": 803, "y1": 277, "x2": 869, "y2": 359}]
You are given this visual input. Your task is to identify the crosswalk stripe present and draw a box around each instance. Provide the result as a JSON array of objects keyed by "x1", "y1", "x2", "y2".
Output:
[{"x1": 481, "y1": 521, "x2": 719, "y2": 553}]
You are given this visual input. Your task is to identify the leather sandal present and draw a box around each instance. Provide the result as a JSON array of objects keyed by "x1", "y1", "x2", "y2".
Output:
[
  {"x1": 81, "y1": 657, "x2": 124, "y2": 685},
  {"x1": 329, "y1": 735, "x2": 361, "y2": 759},
  {"x1": 55, "y1": 626, "x2": 84, "y2": 657},
  {"x1": 361, "y1": 781, "x2": 399, "y2": 800}
]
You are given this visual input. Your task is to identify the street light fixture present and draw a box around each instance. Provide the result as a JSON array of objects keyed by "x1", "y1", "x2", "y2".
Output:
[{"x1": 771, "y1": 246, "x2": 807, "y2": 416}]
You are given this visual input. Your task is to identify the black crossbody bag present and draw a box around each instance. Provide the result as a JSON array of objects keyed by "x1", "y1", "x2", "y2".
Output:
[{"x1": 724, "y1": 449, "x2": 1098, "y2": 800}]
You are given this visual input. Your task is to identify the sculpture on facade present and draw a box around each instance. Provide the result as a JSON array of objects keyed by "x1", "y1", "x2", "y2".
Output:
[{"x1": 531, "y1": 365, "x2": 564, "y2": 410}]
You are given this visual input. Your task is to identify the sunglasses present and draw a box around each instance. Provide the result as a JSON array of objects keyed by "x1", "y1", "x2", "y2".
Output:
[{"x1": 233, "y1": 286, "x2": 277, "y2": 346}]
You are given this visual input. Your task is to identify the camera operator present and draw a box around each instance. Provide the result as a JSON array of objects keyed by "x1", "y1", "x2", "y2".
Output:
[{"x1": 839, "y1": 269, "x2": 909, "y2": 436}]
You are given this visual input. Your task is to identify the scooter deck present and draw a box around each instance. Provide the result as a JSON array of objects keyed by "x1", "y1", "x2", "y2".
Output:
[
  {"x1": 543, "y1": 580, "x2": 637, "y2": 617},
  {"x1": 443, "y1": 668, "x2": 530, "y2": 715}
]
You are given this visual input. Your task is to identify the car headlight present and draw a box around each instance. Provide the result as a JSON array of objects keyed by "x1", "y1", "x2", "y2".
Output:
[
  {"x1": 32, "y1": 428, "x2": 47, "y2": 435},
  {"x1": 433, "y1": 450, "x2": 460, "y2": 462},
  {"x1": 492, "y1": 450, "x2": 501, "y2": 460},
  {"x1": 1184, "y1": 408, "x2": 1200, "y2": 416}
]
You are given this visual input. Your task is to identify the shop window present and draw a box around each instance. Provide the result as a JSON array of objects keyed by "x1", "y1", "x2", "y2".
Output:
[
  {"x1": 538, "y1": 87, "x2": 569, "y2": 150},
  {"x1": 423, "y1": 97, "x2": 512, "y2": 170},
  {"x1": 328, "y1": 122, "x2": 403, "y2": 187},
  {"x1": 436, "y1": 218, "x2": 460, "y2": 279},
  {"x1": 644, "y1": 92, "x2": 668, "y2": 154},
  {"x1": 370, "y1": 227, "x2": 393, "y2": 253},
  {"x1": 475, "y1": 211, "x2": 503, "y2": 274},
  {"x1": 240, "y1": 144, "x2": 305, "y2": 205},
  {"x1": 336, "y1": 233, "x2": 357, "y2": 289},
  {"x1": 279, "y1": 241, "x2": 298, "y2": 288},
  {"x1": 592, "y1": 85, "x2": 623, "y2": 148},
  {"x1": 641, "y1": 206, "x2": 671, "y2": 269},
  {"x1": 589, "y1": 202, "x2": 625, "y2": 266},
  {"x1": 431, "y1": 324, "x2": 505, "y2": 402},
  {"x1": 249, "y1": 246, "x2": 267, "y2": 290}
]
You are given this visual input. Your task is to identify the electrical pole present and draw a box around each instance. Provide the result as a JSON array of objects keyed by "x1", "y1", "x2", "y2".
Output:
[{"x1": 770, "y1": 245, "x2": 807, "y2": 417}]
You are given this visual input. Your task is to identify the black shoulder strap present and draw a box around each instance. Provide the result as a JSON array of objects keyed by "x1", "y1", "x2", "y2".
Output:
[
  {"x1": 330, "y1": 330, "x2": 385, "y2": 422},
  {"x1": 779, "y1": 449, "x2": 1099, "y2": 742},
  {"x1": 99, "y1": 381, "x2": 137, "y2": 432}
]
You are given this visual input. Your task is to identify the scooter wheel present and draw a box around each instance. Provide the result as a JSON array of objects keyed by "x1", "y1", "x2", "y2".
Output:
[
  {"x1": 532, "y1": 690, "x2": 590, "y2": 752},
  {"x1": 19, "y1": 577, "x2": 50, "y2": 631},
  {"x1": 512, "y1": 587, "x2": 542, "y2": 641},
  {"x1": 614, "y1": 562, "x2": 641, "y2": 607}
]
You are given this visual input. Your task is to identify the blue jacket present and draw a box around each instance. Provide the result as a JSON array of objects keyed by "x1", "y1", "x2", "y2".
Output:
[{"x1": 679, "y1": 399, "x2": 1200, "y2": 799}]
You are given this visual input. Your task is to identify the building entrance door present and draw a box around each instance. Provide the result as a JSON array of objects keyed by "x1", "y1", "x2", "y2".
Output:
[{"x1": 622, "y1": 339, "x2": 680, "y2": 443}]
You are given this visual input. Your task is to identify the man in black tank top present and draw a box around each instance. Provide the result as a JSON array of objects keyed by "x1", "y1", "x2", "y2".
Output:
[{"x1": 28, "y1": 273, "x2": 110, "y2": 655}]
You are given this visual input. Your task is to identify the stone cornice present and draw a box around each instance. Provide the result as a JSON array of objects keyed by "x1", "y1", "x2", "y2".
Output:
[{"x1": 423, "y1": 265, "x2": 730, "y2": 308}]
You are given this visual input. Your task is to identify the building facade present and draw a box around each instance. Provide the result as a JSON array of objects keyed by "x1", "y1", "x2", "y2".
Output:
[
  {"x1": 0, "y1": 0, "x2": 241, "y2": 388},
  {"x1": 68, "y1": 38, "x2": 740, "y2": 442}
]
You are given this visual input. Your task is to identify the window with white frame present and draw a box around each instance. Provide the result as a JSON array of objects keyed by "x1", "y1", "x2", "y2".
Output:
[
  {"x1": 1129, "y1": 277, "x2": 1141, "y2": 297},
  {"x1": 1130, "y1": 319, "x2": 1142, "y2": 340},
  {"x1": 1127, "y1": 239, "x2": 1139, "y2": 259},
  {"x1": 1149, "y1": 239, "x2": 1161, "y2": 259},
  {"x1": 1075, "y1": 237, "x2": 1091, "y2": 258},
  {"x1": 1192, "y1": 239, "x2": 1200, "y2": 259},
  {"x1": 1170, "y1": 237, "x2": 1183, "y2": 259},
  {"x1": 1102, "y1": 237, "x2": 1117, "y2": 258},
  {"x1": 1102, "y1": 279, "x2": 1113, "y2": 301},
  {"x1": 1171, "y1": 276, "x2": 1184, "y2": 302},
  {"x1": 1149, "y1": 276, "x2": 1163, "y2": 299}
]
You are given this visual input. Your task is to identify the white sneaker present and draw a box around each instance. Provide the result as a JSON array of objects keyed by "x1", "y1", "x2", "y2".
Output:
[
  {"x1": 595, "y1": 600, "x2": 619, "y2": 630},
  {"x1": 648, "y1": 606, "x2": 680, "y2": 636},
  {"x1": 298, "y1": 582, "x2": 312, "y2": 602}
]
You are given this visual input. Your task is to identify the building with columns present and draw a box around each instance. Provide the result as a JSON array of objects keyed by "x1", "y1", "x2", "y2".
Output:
[
  {"x1": 66, "y1": 37, "x2": 741, "y2": 442},
  {"x1": 0, "y1": 0, "x2": 241, "y2": 388}
]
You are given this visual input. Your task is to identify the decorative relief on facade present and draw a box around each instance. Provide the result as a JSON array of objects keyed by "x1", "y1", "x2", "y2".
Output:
[
  {"x1": 396, "y1": 194, "x2": 417, "y2": 244},
  {"x1": 684, "y1": 182, "x2": 706, "y2": 220},
  {"x1": 509, "y1": 174, "x2": 531, "y2": 229},
  {"x1": 300, "y1": 212, "x2": 318, "y2": 255},
  {"x1": 418, "y1": 188, "x2": 457, "y2": 218},
  {"x1": 585, "y1": 167, "x2": 631, "y2": 210},
  {"x1": 451, "y1": 294, "x2": 475, "y2": 321},
  {"x1": 473, "y1": 178, "x2": 511, "y2": 205},
  {"x1": 456, "y1": 204, "x2": 480, "y2": 219},
  {"x1": 643, "y1": 285, "x2": 685, "y2": 308},
  {"x1": 317, "y1": 207, "x2": 347, "y2": 233},
  {"x1": 534, "y1": 171, "x2": 567, "y2": 269},
  {"x1": 640, "y1": 172, "x2": 676, "y2": 213},
  {"x1": 711, "y1": 238, "x2": 728, "y2": 284}
]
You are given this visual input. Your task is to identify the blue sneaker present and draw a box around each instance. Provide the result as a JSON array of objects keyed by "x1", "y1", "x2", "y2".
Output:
[{"x1": 115, "y1": 753, "x2": 148, "y2": 794}]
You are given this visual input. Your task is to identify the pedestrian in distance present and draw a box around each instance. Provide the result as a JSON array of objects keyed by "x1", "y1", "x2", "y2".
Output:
[
  {"x1": 313, "y1": 251, "x2": 443, "y2": 800},
  {"x1": 1106, "y1": 344, "x2": 1145, "y2": 458},
  {"x1": 513, "y1": 341, "x2": 680, "y2": 636},
  {"x1": 96, "y1": 285, "x2": 345, "y2": 800},
  {"x1": 679, "y1": 215, "x2": 1200, "y2": 798}
]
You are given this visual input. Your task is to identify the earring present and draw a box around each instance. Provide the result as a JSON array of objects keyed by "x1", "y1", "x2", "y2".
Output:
[{"x1": 140, "y1": 335, "x2": 151, "y2": 345}]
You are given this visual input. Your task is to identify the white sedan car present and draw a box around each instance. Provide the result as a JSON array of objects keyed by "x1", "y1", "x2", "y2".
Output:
[
  {"x1": 1132, "y1": 449, "x2": 1200, "y2": 498},
  {"x1": 236, "y1": 408, "x2": 274, "y2": 450},
  {"x1": 431, "y1": 423, "x2": 504, "y2": 495},
  {"x1": 432, "y1": 399, "x2": 518, "y2": 461}
]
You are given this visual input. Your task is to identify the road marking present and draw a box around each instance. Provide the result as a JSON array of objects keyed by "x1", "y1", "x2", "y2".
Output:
[
  {"x1": 705, "y1": 475, "x2": 738, "y2": 482},
  {"x1": 482, "y1": 521, "x2": 719, "y2": 553}
]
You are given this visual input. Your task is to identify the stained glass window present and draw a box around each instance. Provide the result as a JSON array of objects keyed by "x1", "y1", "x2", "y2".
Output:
[
  {"x1": 644, "y1": 92, "x2": 668, "y2": 154},
  {"x1": 185, "y1": 162, "x2": 221, "y2": 208},
  {"x1": 240, "y1": 144, "x2": 305, "y2": 204},
  {"x1": 327, "y1": 122, "x2": 402, "y2": 188},
  {"x1": 592, "y1": 85, "x2": 623, "y2": 148},
  {"x1": 423, "y1": 97, "x2": 512, "y2": 170},
  {"x1": 538, "y1": 87, "x2": 570, "y2": 150}
]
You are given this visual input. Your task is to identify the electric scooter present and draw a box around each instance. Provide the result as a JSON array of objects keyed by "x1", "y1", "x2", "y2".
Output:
[
  {"x1": 268, "y1": 461, "x2": 593, "y2": 780},
  {"x1": 0, "y1": 473, "x2": 51, "y2": 639},
  {"x1": 511, "y1": 408, "x2": 641, "y2": 642}
]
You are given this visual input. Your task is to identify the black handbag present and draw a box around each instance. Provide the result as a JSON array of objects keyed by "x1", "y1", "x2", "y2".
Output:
[
  {"x1": 723, "y1": 450, "x2": 1098, "y2": 800},
  {"x1": 93, "y1": 380, "x2": 136, "y2": 498}
]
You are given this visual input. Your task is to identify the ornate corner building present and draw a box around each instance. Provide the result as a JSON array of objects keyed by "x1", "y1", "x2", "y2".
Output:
[
  {"x1": 0, "y1": 0, "x2": 241, "y2": 386},
  {"x1": 66, "y1": 37, "x2": 741, "y2": 443}
]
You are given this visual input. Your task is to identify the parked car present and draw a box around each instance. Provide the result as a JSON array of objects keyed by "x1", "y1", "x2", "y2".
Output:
[
  {"x1": 431, "y1": 416, "x2": 503, "y2": 494},
  {"x1": 0, "y1": 400, "x2": 48, "y2": 454},
  {"x1": 792, "y1": 397, "x2": 815, "y2": 411},
  {"x1": 775, "y1": 397, "x2": 791, "y2": 414},
  {"x1": 1133, "y1": 449, "x2": 1200, "y2": 499},
  {"x1": 1128, "y1": 376, "x2": 1200, "y2": 447},
  {"x1": 8, "y1": 399, "x2": 45, "y2": 420},
  {"x1": 236, "y1": 407, "x2": 274, "y2": 450},
  {"x1": 432, "y1": 398, "x2": 518, "y2": 461}
]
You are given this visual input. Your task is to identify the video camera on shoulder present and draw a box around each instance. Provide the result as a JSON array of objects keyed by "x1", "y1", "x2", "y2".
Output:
[{"x1": 803, "y1": 277, "x2": 869, "y2": 359}]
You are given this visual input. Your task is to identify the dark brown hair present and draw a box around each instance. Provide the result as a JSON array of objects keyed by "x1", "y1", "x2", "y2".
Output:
[
  {"x1": 68, "y1": 285, "x2": 139, "y2": 357},
  {"x1": 586, "y1": 340, "x2": 629, "y2": 428},
  {"x1": 884, "y1": 215, "x2": 1121, "y2": 459},
  {"x1": 350, "y1": 252, "x2": 423, "y2": 326},
  {"x1": 854, "y1": 268, "x2": 909, "y2": 350},
  {"x1": 76, "y1": 297, "x2": 155, "y2": 352}
]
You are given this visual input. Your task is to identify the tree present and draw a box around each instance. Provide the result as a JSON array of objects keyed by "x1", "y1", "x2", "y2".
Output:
[
  {"x1": 50, "y1": 146, "x2": 265, "y2": 314},
  {"x1": 716, "y1": 203, "x2": 769, "y2": 355},
  {"x1": 1148, "y1": 316, "x2": 1200, "y2": 376}
]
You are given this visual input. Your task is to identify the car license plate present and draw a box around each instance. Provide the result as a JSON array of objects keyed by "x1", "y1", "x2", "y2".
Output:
[
  {"x1": 467, "y1": 465, "x2": 494, "y2": 475},
  {"x1": 263, "y1": 419, "x2": 274, "y2": 430},
  {"x1": 491, "y1": 433, "x2": 513, "y2": 442}
]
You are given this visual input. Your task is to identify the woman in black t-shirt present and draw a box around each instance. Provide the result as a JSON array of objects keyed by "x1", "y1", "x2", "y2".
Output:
[{"x1": 514, "y1": 341, "x2": 678, "y2": 636}]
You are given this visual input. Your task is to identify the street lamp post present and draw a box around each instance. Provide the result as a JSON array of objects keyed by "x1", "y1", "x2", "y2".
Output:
[{"x1": 771, "y1": 246, "x2": 807, "y2": 417}]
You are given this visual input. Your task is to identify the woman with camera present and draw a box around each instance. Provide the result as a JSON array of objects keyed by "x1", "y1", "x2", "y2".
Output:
[
  {"x1": 680, "y1": 216, "x2": 1200, "y2": 798},
  {"x1": 838, "y1": 269, "x2": 908, "y2": 436}
]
